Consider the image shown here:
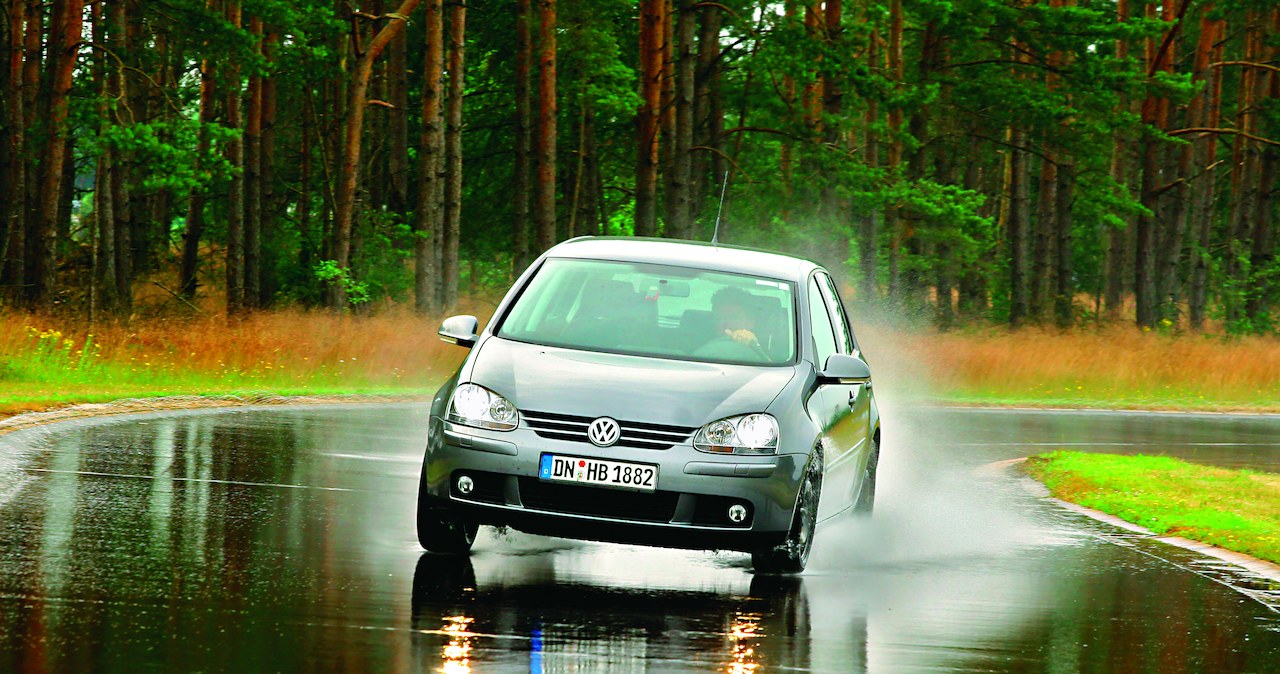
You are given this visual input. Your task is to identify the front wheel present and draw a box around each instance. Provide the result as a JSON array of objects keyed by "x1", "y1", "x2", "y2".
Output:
[
  {"x1": 417, "y1": 506, "x2": 479, "y2": 554},
  {"x1": 417, "y1": 464, "x2": 479, "y2": 554},
  {"x1": 752, "y1": 447, "x2": 823, "y2": 574}
]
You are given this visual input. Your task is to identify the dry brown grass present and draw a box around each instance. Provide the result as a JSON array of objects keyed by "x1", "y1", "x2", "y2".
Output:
[
  {"x1": 4, "y1": 304, "x2": 1278, "y2": 414},
  {"x1": 864, "y1": 324, "x2": 1280, "y2": 409},
  {"x1": 1, "y1": 301, "x2": 496, "y2": 392}
]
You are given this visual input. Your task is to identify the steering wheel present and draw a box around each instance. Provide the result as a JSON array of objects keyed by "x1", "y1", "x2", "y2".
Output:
[{"x1": 694, "y1": 334, "x2": 771, "y2": 362}]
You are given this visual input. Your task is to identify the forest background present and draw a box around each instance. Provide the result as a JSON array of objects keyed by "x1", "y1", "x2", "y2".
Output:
[{"x1": 0, "y1": 0, "x2": 1278, "y2": 415}]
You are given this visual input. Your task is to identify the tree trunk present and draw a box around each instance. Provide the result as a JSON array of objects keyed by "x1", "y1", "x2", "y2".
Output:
[
  {"x1": 299, "y1": 87, "x2": 315, "y2": 297},
  {"x1": 330, "y1": 0, "x2": 423, "y2": 308},
  {"x1": 109, "y1": 1, "x2": 131, "y2": 307},
  {"x1": 635, "y1": 0, "x2": 663, "y2": 237},
  {"x1": 15, "y1": 0, "x2": 38, "y2": 297},
  {"x1": 244, "y1": 16, "x2": 264, "y2": 310},
  {"x1": 660, "y1": 0, "x2": 677, "y2": 234},
  {"x1": 1147, "y1": 0, "x2": 1186, "y2": 325},
  {"x1": 532, "y1": 0, "x2": 556, "y2": 252},
  {"x1": 181, "y1": 36, "x2": 217, "y2": 299},
  {"x1": 823, "y1": 0, "x2": 843, "y2": 147},
  {"x1": 89, "y1": 0, "x2": 117, "y2": 313},
  {"x1": 858, "y1": 23, "x2": 878, "y2": 303},
  {"x1": 415, "y1": 0, "x2": 444, "y2": 315},
  {"x1": 387, "y1": 20, "x2": 408, "y2": 218},
  {"x1": 567, "y1": 99, "x2": 586, "y2": 239},
  {"x1": 580, "y1": 102, "x2": 600, "y2": 236},
  {"x1": 26, "y1": 0, "x2": 85, "y2": 308},
  {"x1": 441, "y1": 0, "x2": 466, "y2": 309},
  {"x1": 668, "y1": 0, "x2": 696, "y2": 240},
  {"x1": 259, "y1": 30, "x2": 278, "y2": 307},
  {"x1": 1031, "y1": 156, "x2": 1058, "y2": 322},
  {"x1": 225, "y1": 0, "x2": 245, "y2": 315},
  {"x1": 512, "y1": 0, "x2": 532, "y2": 273},
  {"x1": 0, "y1": 0, "x2": 25, "y2": 292},
  {"x1": 1162, "y1": 10, "x2": 1217, "y2": 327},
  {"x1": 691, "y1": 1, "x2": 721, "y2": 210},
  {"x1": 886, "y1": 0, "x2": 903, "y2": 300},
  {"x1": 1007, "y1": 128, "x2": 1030, "y2": 328},
  {"x1": 1245, "y1": 9, "x2": 1278, "y2": 323},
  {"x1": 1134, "y1": 135, "x2": 1159, "y2": 329},
  {"x1": 1189, "y1": 17, "x2": 1225, "y2": 330},
  {"x1": 1054, "y1": 162, "x2": 1075, "y2": 327}
]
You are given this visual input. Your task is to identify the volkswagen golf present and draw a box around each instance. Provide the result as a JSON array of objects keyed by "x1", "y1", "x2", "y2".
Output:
[{"x1": 417, "y1": 237, "x2": 881, "y2": 573}]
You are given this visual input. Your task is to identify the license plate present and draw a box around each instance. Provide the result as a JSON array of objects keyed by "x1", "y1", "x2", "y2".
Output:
[{"x1": 539, "y1": 454, "x2": 659, "y2": 492}]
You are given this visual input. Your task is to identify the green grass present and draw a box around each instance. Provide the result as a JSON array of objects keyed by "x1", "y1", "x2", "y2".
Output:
[{"x1": 1024, "y1": 452, "x2": 1280, "y2": 565}]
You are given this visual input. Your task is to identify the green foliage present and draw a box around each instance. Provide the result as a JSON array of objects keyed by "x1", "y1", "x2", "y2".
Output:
[
  {"x1": 97, "y1": 118, "x2": 240, "y2": 193},
  {"x1": 313, "y1": 261, "x2": 371, "y2": 307}
]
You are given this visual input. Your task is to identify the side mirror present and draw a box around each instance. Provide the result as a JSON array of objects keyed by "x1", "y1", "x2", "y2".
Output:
[
  {"x1": 817, "y1": 353, "x2": 871, "y2": 385},
  {"x1": 439, "y1": 315, "x2": 480, "y2": 348}
]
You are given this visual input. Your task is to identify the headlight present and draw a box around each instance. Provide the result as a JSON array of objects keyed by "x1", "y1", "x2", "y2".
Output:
[
  {"x1": 448, "y1": 383, "x2": 519, "y2": 431},
  {"x1": 693, "y1": 413, "x2": 779, "y2": 455}
]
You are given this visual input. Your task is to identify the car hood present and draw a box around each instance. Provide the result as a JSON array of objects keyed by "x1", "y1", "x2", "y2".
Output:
[{"x1": 467, "y1": 337, "x2": 796, "y2": 428}]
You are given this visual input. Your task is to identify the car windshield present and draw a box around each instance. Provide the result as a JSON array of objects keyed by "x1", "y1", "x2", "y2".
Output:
[{"x1": 497, "y1": 258, "x2": 797, "y2": 366}]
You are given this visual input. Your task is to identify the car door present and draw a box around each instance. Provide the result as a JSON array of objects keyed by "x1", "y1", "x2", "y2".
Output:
[
  {"x1": 805, "y1": 274, "x2": 856, "y2": 522},
  {"x1": 817, "y1": 273, "x2": 872, "y2": 511}
]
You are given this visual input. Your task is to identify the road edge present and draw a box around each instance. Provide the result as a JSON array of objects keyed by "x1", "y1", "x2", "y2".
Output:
[
  {"x1": 0, "y1": 393, "x2": 433, "y2": 438},
  {"x1": 987, "y1": 457, "x2": 1280, "y2": 585}
]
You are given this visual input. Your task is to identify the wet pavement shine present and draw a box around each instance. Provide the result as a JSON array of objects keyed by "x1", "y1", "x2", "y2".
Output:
[{"x1": 0, "y1": 403, "x2": 1278, "y2": 672}]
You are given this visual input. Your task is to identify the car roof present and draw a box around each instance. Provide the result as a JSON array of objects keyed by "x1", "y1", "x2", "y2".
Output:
[{"x1": 544, "y1": 237, "x2": 821, "y2": 282}]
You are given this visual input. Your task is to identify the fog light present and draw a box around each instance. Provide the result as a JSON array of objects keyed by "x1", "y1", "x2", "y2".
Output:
[
  {"x1": 457, "y1": 475, "x2": 475, "y2": 495},
  {"x1": 728, "y1": 504, "x2": 748, "y2": 523}
]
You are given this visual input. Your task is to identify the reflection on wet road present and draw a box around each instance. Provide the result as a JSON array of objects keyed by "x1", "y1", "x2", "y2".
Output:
[{"x1": 0, "y1": 404, "x2": 1277, "y2": 672}]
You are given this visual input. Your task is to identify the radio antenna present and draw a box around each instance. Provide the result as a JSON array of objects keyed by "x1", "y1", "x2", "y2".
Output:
[{"x1": 711, "y1": 171, "x2": 729, "y2": 246}]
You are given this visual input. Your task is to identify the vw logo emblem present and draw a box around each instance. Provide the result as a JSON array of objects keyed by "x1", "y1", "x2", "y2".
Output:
[{"x1": 587, "y1": 417, "x2": 621, "y2": 447}]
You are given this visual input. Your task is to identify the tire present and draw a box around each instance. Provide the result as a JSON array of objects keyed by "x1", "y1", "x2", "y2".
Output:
[
  {"x1": 854, "y1": 434, "x2": 879, "y2": 515},
  {"x1": 416, "y1": 464, "x2": 479, "y2": 554},
  {"x1": 417, "y1": 506, "x2": 479, "y2": 553},
  {"x1": 752, "y1": 447, "x2": 823, "y2": 574}
]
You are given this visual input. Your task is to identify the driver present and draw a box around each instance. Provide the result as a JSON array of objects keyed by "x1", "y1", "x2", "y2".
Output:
[{"x1": 711, "y1": 287, "x2": 761, "y2": 349}]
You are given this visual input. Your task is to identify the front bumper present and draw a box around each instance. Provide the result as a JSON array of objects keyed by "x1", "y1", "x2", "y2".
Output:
[{"x1": 421, "y1": 419, "x2": 806, "y2": 552}]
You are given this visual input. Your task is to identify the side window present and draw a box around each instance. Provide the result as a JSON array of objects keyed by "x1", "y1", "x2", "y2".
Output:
[
  {"x1": 818, "y1": 273, "x2": 856, "y2": 356},
  {"x1": 808, "y1": 277, "x2": 838, "y2": 368}
]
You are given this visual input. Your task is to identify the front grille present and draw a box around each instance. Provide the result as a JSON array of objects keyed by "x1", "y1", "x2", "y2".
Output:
[
  {"x1": 522, "y1": 410, "x2": 695, "y2": 450},
  {"x1": 517, "y1": 478, "x2": 678, "y2": 523}
]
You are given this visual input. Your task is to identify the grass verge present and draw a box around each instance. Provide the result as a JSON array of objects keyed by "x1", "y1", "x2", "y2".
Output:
[{"x1": 1023, "y1": 451, "x2": 1280, "y2": 565}]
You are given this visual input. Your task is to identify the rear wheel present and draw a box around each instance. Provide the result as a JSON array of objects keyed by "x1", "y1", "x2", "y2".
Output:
[
  {"x1": 854, "y1": 434, "x2": 879, "y2": 515},
  {"x1": 752, "y1": 447, "x2": 823, "y2": 574}
]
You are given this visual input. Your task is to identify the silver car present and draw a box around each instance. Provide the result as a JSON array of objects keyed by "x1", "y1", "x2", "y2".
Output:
[{"x1": 417, "y1": 237, "x2": 881, "y2": 573}]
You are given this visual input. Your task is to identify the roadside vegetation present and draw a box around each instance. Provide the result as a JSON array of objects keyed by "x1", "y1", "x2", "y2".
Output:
[
  {"x1": 1024, "y1": 452, "x2": 1280, "y2": 566},
  {"x1": 884, "y1": 325, "x2": 1280, "y2": 412},
  {"x1": 0, "y1": 309, "x2": 471, "y2": 416},
  {"x1": 4, "y1": 305, "x2": 1278, "y2": 417}
]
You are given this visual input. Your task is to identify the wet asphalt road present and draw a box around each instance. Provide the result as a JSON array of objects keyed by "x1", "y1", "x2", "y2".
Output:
[{"x1": 0, "y1": 404, "x2": 1278, "y2": 672}]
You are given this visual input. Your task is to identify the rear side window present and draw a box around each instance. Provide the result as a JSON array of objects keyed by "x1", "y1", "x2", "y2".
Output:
[
  {"x1": 818, "y1": 273, "x2": 856, "y2": 355},
  {"x1": 807, "y1": 277, "x2": 838, "y2": 368}
]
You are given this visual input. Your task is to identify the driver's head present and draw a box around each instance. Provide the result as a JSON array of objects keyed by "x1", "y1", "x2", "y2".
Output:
[{"x1": 712, "y1": 287, "x2": 756, "y2": 332}]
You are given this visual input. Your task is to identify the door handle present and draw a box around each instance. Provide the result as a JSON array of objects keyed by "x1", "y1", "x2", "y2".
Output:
[{"x1": 848, "y1": 390, "x2": 857, "y2": 408}]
